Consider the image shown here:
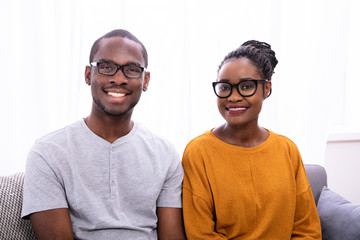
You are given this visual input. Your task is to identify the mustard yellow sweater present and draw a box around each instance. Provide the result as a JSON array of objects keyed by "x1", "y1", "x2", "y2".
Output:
[{"x1": 182, "y1": 130, "x2": 321, "y2": 240}]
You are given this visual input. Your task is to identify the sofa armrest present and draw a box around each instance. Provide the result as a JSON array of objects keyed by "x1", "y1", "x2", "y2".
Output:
[
  {"x1": 304, "y1": 164, "x2": 327, "y2": 205},
  {"x1": 0, "y1": 172, "x2": 36, "y2": 239}
]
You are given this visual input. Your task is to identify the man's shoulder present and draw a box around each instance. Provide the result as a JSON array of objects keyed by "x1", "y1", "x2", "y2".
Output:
[
  {"x1": 34, "y1": 120, "x2": 84, "y2": 146},
  {"x1": 132, "y1": 122, "x2": 180, "y2": 158},
  {"x1": 134, "y1": 122, "x2": 173, "y2": 146}
]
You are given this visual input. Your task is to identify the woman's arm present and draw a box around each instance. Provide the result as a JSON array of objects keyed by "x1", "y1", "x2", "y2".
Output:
[
  {"x1": 292, "y1": 163, "x2": 322, "y2": 239},
  {"x1": 182, "y1": 146, "x2": 228, "y2": 240}
]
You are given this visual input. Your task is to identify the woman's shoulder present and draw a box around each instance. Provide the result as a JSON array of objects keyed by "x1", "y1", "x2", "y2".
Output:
[
  {"x1": 183, "y1": 130, "x2": 220, "y2": 155},
  {"x1": 269, "y1": 130, "x2": 297, "y2": 146},
  {"x1": 267, "y1": 130, "x2": 302, "y2": 161},
  {"x1": 186, "y1": 130, "x2": 215, "y2": 147}
]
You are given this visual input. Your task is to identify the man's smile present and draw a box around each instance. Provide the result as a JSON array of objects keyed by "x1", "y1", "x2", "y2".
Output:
[{"x1": 108, "y1": 92, "x2": 126, "y2": 97}]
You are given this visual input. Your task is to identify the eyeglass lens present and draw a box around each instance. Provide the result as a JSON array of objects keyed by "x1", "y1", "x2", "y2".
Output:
[{"x1": 97, "y1": 62, "x2": 143, "y2": 78}]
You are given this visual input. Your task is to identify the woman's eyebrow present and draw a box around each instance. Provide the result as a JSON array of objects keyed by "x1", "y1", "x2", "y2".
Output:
[{"x1": 217, "y1": 79, "x2": 230, "y2": 82}]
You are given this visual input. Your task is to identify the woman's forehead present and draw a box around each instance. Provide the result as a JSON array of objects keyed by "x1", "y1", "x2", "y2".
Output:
[{"x1": 218, "y1": 58, "x2": 261, "y2": 78}]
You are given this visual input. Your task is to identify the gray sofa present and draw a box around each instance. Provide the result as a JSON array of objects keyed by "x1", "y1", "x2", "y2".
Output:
[
  {"x1": 304, "y1": 164, "x2": 328, "y2": 205},
  {"x1": 304, "y1": 164, "x2": 360, "y2": 240},
  {"x1": 0, "y1": 165, "x2": 359, "y2": 239}
]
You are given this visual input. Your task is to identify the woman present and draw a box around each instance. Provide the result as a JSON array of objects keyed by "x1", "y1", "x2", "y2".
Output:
[{"x1": 182, "y1": 40, "x2": 321, "y2": 239}]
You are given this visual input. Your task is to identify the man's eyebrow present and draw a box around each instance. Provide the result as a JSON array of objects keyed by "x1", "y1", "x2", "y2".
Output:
[
  {"x1": 96, "y1": 58, "x2": 142, "y2": 67},
  {"x1": 125, "y1": 62, "x2": 142, "y2": 67},
  {"x1": 239, "y1": 78, "x2": 258, "y2": 80},
  {"x1": 95, "y1": 58, "x2": 111, "y2": 63}
]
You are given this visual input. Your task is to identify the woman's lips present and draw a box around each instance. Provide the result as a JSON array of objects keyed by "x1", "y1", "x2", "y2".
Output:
[
  {"x1": 228, "y1": 107, "x2": 246, "y2": 111},
  {"x1": 226, "y1": 106, "x2": 248, "y2": 114}
]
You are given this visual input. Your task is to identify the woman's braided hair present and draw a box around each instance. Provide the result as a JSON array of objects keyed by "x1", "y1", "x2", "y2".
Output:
[{"x1": 217, "y1": 40, "x2": 278, "y2": 80}]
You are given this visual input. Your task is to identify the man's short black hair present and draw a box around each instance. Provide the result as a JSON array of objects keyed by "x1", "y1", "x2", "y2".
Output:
[{"x1": 89, "y1": 29, "x2": 148, "y2": 68}]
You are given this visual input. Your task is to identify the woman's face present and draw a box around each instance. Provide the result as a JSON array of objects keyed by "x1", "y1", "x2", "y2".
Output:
[{"x1": 216, "y1": 57, "x2": 271, "y2": 128}]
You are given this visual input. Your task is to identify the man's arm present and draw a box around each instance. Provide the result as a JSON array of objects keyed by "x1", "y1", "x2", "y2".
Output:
[
  {"x1": 156, "y1": 207, "x2": 186, "y2": 240},
  {"x1": 30, "y1": 208, "x2": 74, "y2": 240}
]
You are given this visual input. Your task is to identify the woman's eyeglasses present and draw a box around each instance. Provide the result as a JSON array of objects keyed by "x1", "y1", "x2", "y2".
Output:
[{"x1": 212, "y1": 79, "x2": 269, "y2": 98}]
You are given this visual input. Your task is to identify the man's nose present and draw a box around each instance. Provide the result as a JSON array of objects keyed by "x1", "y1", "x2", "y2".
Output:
[{"x1": 109, "y1": 69, "x2": 128, "y2": 84}]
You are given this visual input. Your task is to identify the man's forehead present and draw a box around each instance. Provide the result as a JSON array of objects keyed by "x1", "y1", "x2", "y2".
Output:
[
  {"x1": 95, "y1": 37, "x2": 144, "y2": 64},
  {"x1": 99, "y1": 36, "x2": 141, "y2": 50},
  {"x1": 100, "y1": 36, "x2": 125, "y2": 43}
]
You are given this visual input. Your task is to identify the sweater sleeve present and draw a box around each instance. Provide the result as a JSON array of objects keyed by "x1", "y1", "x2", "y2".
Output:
[
  {"x1": 291, "y1": 159, "x2": 322, "y2": 239},
  {"x1": 182, "y1": 142, "x2": 228, "y2": 240}
]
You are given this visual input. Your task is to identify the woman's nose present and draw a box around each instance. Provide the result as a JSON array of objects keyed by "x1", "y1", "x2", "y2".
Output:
[{"x1": 228, "y1": 87, "x2": 244, "y2": 102}]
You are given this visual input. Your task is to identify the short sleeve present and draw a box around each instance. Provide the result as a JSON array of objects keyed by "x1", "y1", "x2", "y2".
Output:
[
  {"x1": 21, "y1": 141, "x2": 68, "y2": 219},
  {"x1": 156, "y1": 146, "x2": 183, "y2": 208}
]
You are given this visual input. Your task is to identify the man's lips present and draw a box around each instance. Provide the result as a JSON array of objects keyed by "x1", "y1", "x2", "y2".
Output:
[
  {"x1": 104, "y1": 86, "x2": 132, "y2": 98},
  {"x1": 108, "y1": 92, "x2": 126, "y2": 97}
]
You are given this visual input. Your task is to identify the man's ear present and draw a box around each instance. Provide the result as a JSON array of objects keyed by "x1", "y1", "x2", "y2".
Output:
[
  {"x1": 85, "y1": 66, "x2": 91, "y2": 85},
  {"x1": 143, "y1": 71, "x2": 150, "y2": 92}
]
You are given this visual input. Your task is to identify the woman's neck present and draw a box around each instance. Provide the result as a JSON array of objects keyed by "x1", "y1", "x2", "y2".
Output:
[{"x1": 212, "y1": 123, "x2": 269, "y2": 148}]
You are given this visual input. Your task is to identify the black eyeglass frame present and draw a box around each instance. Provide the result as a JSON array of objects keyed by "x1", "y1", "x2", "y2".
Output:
[
  {"x1": 90, "y1": 61, "x2": 146, "y2": 79},
  {"x1": 212, "y1": 79, "x2": 269, "y2": 98}
]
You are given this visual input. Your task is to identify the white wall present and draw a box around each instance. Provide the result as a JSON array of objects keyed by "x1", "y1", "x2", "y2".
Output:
[
  {"x1": 325, "y1": 132, "x2": 360, "y2": 204},
  {"x1": 1, "y1": 0, "x2": 360, "y2": 178}
]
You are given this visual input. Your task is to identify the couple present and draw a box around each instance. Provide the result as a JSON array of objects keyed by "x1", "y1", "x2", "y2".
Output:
[{"x1": 21, "y1": 29, "x2": 321, "y2": 240}]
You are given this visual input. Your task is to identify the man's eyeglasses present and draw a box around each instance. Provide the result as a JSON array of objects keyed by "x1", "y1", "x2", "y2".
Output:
[
  {"x1": 90, "y1": 61, "x2": 146, "y2": 79},
  {"x1": 212, "y1": 79, "x2": 269, "y2": 98}
]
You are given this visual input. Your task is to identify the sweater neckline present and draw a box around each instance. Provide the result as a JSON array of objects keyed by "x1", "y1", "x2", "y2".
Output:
[{"x1": 207, "y1": 128, "x2": 274, "y2": 152}]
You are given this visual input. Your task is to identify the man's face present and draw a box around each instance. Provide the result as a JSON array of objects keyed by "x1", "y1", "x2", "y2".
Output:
[{"x1": 85, "y1": 37, "x2": 150, "y2": 118}]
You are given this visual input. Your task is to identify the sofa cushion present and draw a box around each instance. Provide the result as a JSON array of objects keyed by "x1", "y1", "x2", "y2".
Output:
[{"x1": 317, "y1": 186, "x2": 360, "y2": 240}]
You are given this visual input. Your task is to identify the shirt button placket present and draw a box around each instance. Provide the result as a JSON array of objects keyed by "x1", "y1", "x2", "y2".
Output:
[{"x1": 110, "y1": 146, "x2": 116, "y2": 199}]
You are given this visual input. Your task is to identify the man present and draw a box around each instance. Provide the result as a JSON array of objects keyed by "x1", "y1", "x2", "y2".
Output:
[{"x1": 22, "y1": 29, "x2": 186, "y2": 240}]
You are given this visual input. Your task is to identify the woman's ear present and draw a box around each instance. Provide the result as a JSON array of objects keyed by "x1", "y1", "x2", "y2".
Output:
[
  {"x1": 264, "y1": 80, "x2": 272, "y2": 98},
  {"x1": 266, "y1": 88, "x2": 272, "y2": 98}
]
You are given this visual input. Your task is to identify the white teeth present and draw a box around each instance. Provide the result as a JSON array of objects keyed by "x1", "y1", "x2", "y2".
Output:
[
  {"x1": 108, "y1": 92, "x2": 125, "y2": 97},
  {"x1": 229, "y1": 107, "x2": 246, "y2": 111}
]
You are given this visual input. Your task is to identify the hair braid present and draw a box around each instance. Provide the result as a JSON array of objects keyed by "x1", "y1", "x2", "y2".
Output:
[{"x1": 218, "y1": 40, "x2": 278, "y2": 80}]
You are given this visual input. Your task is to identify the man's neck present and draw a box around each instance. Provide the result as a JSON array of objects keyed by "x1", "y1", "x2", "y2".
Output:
[{"x1": 84, "y1": 114, "x2": 134, "y2": 143}]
